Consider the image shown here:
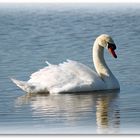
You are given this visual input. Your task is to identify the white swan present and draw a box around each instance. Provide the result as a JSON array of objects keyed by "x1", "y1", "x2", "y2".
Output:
[{"x1": 11, "y1": 34, "x2": 120, "y2": 94}]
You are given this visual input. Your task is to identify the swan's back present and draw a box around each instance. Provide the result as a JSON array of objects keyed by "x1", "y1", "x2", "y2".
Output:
[{"x1": 28, "y1": 60, "x2": 105, "y2": 94}]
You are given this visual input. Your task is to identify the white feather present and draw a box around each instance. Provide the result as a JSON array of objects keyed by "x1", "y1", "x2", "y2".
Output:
[{"x1": 28, "y1": 60, "x2": 105, "y2": 94}]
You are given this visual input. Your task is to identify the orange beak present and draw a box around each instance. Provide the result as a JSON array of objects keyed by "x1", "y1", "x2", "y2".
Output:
[{"x1": 108, "y1": 47, "x2": 117, "y2": 58}]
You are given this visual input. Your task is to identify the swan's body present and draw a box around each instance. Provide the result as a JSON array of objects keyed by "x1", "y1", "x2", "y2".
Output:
[{"x1": 11, "y1": 34, "x2": 120, "y2": 94}]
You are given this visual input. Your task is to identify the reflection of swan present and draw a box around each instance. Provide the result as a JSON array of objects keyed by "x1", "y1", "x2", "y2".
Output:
[
  {"x1": 96, "y1": 90, "x2": 120, "y2": 134},
  {"x1": 16, "y1": 93, "x2": 96, "y2": 122},
  {"x1": 16, "y1": 90, "x2": 120, "y2": 134},
  {"x1": 11, "y1": 34, "x2": 119, "y2": 94}
]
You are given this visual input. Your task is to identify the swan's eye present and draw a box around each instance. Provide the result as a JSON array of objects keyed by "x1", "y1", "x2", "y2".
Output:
[{"x1": 107, "y1": 42, "x2": 116, "y2": 50}]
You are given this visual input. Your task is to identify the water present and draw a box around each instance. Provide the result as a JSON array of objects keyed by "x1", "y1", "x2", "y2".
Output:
[{"x1": 0, "y1": 3, "x2": 140, "y2": 134}]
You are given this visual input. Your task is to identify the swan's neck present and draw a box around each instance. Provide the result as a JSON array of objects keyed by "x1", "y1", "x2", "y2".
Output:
[
  {"x1": 93, "y1": 41, "x2": 112, "y2": 81},
  {"x1": 93, "y1": 40, "x2": 120, "y2": 89}
]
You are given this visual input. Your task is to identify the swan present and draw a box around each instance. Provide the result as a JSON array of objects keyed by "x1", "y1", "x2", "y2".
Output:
[{"x1": 11, "y1": 34, "x2": 120, "y2": 94}]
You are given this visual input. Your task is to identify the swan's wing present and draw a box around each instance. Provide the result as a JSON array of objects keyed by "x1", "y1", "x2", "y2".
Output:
[{"x1": 28, "y1": 60, "x2": 105, "y2": 94}]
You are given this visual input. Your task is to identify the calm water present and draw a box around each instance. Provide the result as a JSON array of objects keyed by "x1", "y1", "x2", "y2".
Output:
[{"x1": 0, "y1": 3, "x2": 140, "y2": 134}]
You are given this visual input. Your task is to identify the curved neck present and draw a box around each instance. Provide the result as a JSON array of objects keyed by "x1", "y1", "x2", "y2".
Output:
[{"x1": 93, "y1": 40, "x2": 112, "y2": 81}]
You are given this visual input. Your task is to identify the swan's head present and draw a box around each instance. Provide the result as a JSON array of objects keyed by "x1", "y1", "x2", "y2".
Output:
[{"x1": 97, "y1": 34, "x2": 117, "y2": 58}]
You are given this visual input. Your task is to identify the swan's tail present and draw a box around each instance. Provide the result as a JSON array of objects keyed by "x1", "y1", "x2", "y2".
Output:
[
  {"x1": 11, "y1": 78, "x2": 35, "y2": 93},
  {"x1": 11, "y1": 78, "x2": 49, "y2": 94}
]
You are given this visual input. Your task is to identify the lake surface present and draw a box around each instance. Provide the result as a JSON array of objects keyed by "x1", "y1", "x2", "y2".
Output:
[{"x1": 0, "y1": 3, "x2": 140, "y2": 134}]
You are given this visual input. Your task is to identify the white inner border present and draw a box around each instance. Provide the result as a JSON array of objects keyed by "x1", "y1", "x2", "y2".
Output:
[{"x1": 0, "y1": 0, "x2": 140, "y2": 3}]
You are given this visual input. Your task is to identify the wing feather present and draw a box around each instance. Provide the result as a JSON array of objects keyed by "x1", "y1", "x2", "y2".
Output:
[{"x1": 28, "y1": 60, "x2": 104, "y2": 93}]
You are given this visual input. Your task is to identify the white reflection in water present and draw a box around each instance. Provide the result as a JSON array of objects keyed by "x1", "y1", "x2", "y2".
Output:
[
  {"x1": 95, "y1": 90, "x2": 120, "y2": 134},
  {"x1": 16, "y1": 90, "x2": 120, "y2": 134}
]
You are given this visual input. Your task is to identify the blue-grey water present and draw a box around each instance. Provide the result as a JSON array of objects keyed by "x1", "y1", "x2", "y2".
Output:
[{"x1": 0, "y1": 3, "x2": 140, "y2": 134}]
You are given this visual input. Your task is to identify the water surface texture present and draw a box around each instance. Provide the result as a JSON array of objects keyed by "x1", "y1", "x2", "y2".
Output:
[{"x1": 0, "y1": 3, "x2": 140, "y2": 134}]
